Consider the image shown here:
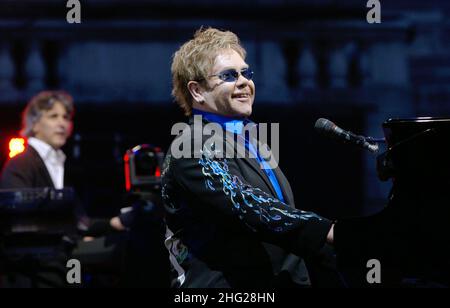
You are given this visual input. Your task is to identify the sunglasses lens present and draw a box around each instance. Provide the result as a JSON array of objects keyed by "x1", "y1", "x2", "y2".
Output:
[
  {"x1": 241, "y1": 69, "x2": 253, "y2": 80},
  {"x1": 219, "y1": 70, "x2": 239, "y2": 82},
  {"x1": 217, "y1": 69, "x2": 253, "y2": 82}
]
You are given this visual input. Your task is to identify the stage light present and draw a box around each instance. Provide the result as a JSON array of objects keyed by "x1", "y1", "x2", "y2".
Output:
[{"x1": 8, "y1": 138, "x2": 26, "y2": 158}]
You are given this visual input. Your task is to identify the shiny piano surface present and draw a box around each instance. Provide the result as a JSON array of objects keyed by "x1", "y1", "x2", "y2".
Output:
[{"x1": 335, "y1": 117, "x2": 450, "y2": 287}]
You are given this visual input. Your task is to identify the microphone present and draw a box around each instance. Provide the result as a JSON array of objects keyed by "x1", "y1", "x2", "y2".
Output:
[{"x1": 314, "y1": 118, "x2": 379, "y2": 153}]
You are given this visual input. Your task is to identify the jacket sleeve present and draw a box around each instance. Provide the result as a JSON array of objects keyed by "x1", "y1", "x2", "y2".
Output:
[
  {"x1": 0, "y1": 158, "x2": 33, "y2": 188},
  {"x1": 169, "y1": 148, "x2": 333, "y2": 258}
]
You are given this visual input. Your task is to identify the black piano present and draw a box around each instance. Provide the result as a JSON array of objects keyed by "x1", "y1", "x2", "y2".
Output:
[{"x1": 335, "y1": 117, "x2": 450, "y2": 287}]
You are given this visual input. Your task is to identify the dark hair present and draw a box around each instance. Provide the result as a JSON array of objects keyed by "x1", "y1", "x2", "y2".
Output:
[{"x1": 21, "y1": 90, "x2": 74, "y2": 137}]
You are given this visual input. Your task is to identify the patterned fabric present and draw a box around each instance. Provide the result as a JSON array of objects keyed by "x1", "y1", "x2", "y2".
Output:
[
  {"x1": 199, "y1": 145, "x2": 323, "y2": 233},
  {"x1": 192, "y1": 108, "x2": 285, "y2": 202},
  {"x1": 161, "y1": 117, "x2": 332, "y2": 287}
]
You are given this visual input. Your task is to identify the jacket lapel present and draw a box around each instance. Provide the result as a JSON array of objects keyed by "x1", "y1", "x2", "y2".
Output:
[
  {"x1": 272, "y1": 165, "x2": 295, "y2": 206},
  {"x1": 251, "y1": 138, "x2": 295, "y2": 206},
  {"x1": 28, "y1": 146, "x2": 56, "y2": 188},
  {"x1": 243, "y1": 155, "x2": 278, "y2": 197},
  {"x1": 228, "y1": 131, "x2": 279, "y2": 198}
]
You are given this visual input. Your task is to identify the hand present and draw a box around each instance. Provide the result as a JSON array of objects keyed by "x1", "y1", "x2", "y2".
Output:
[
  {"x1": 110, "y1": 216, "x2": 126, "y2": 231},
  {"x1": 326, "y1": 224, "x2": 334, "y2": 245}
]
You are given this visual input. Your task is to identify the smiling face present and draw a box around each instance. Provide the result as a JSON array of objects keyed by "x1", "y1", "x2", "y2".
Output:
[
  {"x1": 32, "y1": 101, "x2": 73, "y2": 150},
  {"x1": 194, "y1": 49, "x2": 255, "y2": 118}
]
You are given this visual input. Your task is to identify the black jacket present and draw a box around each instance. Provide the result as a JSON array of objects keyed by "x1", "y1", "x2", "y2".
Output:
[
  {"x1": 1, "y1": 146, "x2": 56, "y2": 188},
  {"x1": 161, "y1": 117, "x2": 334, "y2": 287},
  {"x1": 0, "y1": 146, "x2": 94, "y2": 231}
]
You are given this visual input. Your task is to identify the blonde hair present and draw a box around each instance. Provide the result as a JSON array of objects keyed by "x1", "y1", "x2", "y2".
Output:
[
  {"x1": 21, "y1": 90, "x2": 74, "y2": 137},
  {"x1": 171, "y1": 27, "x2": 246, "y2": 116}
]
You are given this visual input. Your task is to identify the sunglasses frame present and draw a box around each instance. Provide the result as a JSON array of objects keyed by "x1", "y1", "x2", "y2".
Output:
[{"x1": 208, "y1": 68, "x2": 254, "y2": 82}]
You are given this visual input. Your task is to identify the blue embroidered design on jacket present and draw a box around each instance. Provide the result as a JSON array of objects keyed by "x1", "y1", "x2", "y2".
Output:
[{"x1": 198, "y1": 146, "x2": 322, "y2": 233}]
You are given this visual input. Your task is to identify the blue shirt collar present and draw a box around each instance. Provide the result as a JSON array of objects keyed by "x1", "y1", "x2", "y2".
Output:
[
  {"x1": 192, "y1": 110, "x2": 284, "y2": 202},
  {"x1": 192, "y1": 109, "x2": 249, "y2": 134}
]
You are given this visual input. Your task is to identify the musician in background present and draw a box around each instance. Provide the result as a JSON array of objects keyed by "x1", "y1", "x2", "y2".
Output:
[
  {"x1": 0, "y1": 91, "x2": 77, "y2": 287},
  {"x1": 1, "y1": 91, "x2": 74, "y2": 190},
  {"x1": 0, "y1": 90, "x2": 124, "y2": 231},
  {"x1": 0, "y1": 91, "x2": 125, "y2": 287}
]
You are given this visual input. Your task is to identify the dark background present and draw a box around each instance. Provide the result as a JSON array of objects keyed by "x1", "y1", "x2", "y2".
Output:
[{"x1": 1, "y1": 0, "x2": 450, "y2": 219}]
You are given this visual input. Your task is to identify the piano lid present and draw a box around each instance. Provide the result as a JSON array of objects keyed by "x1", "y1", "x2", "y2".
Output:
[{"x1": 383, "y1": 117, "x2": 450, "y2": 149}]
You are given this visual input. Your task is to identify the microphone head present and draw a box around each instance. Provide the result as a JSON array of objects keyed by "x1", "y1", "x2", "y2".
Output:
[
  {"x1": 315, "y1": 118, "x2": 380, "y2": 154},
  {"x1": 314, "y1": 118, "x2": 337, "y2": 136}
]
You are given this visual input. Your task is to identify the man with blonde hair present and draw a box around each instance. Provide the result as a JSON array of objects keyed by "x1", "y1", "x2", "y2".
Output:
[{"x1": 162, "y1": 28, "x2": 342, "y2": 288}]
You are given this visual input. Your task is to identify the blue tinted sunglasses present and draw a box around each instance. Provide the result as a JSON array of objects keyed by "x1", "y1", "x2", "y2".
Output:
[{"x1": 208, "y1": 68, "x2": 254, "y2": 82}]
